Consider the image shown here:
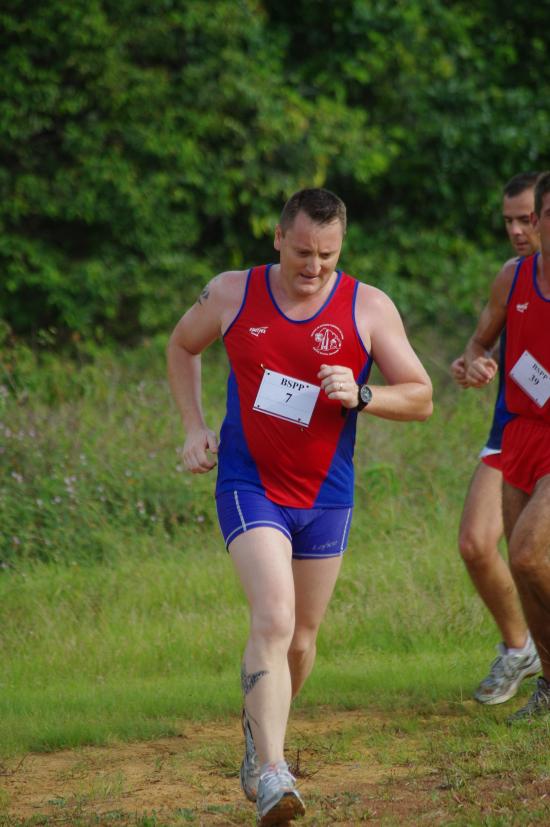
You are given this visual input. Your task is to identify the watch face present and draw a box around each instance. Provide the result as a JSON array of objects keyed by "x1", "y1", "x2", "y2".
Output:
[{"x1": 359, "y1": 384, "x2": 372, "y2": 405}]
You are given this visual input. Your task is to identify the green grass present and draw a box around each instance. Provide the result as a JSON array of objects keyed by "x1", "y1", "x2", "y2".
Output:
[
  {"x1": 0, "y1": 336, "x2": 516, "y2": 758},
  {"x1": 2, "y1": 706, "x2": 550, "y2": 825}
]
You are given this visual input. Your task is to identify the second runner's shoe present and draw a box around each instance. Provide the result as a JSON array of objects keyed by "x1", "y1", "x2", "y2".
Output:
[
  {"x1": 507, "y1": 676, "x2": 550, "y2": 723},
  {"x1": 473, "y1": 639, "x2": 541, "y2": 705}
]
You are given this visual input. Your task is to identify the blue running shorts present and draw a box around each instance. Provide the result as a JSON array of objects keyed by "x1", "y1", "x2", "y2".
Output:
[{"x1": 216, "y1": 489, "x2": 353, "y2": 560}]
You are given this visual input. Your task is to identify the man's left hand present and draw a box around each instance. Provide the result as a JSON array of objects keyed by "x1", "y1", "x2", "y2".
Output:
[{"x1": 318, "y1": 364, "x2": 358, "y2": 409}]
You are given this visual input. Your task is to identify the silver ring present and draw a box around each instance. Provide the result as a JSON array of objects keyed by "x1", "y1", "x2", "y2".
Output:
[{"x1": 339, "y1": 382, "x2": 343, "y2": 391}]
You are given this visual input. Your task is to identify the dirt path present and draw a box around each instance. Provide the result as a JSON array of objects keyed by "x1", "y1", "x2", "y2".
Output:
[{"x1": 1, "y1": 708, "x2": 549, "y2": 826}]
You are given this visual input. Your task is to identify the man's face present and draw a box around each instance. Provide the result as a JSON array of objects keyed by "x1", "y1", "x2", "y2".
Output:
[
  {"x1": 274, "y1": 211, "x2": 344, "y2": 298},
  {"x1": 502, "y1": 189, "x2": 539, "y2": 256}
]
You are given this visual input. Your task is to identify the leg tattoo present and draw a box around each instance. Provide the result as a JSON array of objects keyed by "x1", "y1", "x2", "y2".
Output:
[{"x1": 241, "y1": 661, "x2": 268, "y2": 696}]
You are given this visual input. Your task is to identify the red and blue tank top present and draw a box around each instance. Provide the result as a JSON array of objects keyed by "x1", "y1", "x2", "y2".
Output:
[
  {"x1": 216, "y1": 264, "x2": 372, "y2": 508},
  {"x1": 505, "y1": 253, "x2": 550, "y2": 422}
]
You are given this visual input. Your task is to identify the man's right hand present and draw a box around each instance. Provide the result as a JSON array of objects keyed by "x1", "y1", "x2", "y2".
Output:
[
  {"x1": 465, "y1": 356, "x2": 498, "y2": 388},
  {"x1": 182, "y1": 428, "x2": 219, "y2": 473}
]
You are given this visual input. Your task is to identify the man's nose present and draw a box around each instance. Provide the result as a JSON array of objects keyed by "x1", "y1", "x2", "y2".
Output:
[{"x1": 304, "y1": 256, "x2": 321, "y2": 274}]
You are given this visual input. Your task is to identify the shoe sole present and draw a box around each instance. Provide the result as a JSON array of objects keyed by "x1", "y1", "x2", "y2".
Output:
[
  {"x1": 240, "y1": 759, "x2": 258, "y2": 802},
  {"x1": 474, "y1": 663, "x2": 541, "y2": 706},
  {"x1": 258, "y1": 792, "x2": 306, "y2": 826}
]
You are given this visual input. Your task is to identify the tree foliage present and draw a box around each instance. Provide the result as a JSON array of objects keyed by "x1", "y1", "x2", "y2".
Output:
[{"x1": 1, "y1": 0, "x2": 549, "y2": 340}]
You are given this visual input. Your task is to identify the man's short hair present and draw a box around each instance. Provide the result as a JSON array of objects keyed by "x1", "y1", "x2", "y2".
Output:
[
  {"x1": 279, "y1": 188, "x2": 347, "y2": 234},
  {"x1": 503, "y1": 172, "x2": 539, "y2": 199},
  {"x1": 535, "y1": 171, "x2": 550, "y2": 216}
]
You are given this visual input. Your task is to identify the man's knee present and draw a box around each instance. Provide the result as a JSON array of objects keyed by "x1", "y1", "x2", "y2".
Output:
[
  {"x1": 509, "y1": 536, "x2": 545, "y2": 581},
  {"x1": 288, "y1": 624, "x2": 318, "y2": 661},
  {"x1": 250, "y1": 601, "x2": 295, "y2": 646},
  {"x1": 458, "y1": 526, "x2": 497, "y2": 567}
]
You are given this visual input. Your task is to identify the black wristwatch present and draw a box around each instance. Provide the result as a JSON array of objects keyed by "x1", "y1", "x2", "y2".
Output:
[{"x1": 356, "y1": 383, "x2": 373, "y2": 411}]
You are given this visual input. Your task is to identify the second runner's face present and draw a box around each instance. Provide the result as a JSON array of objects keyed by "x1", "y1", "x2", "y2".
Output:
[
  {"x1": 274, "y1": 211, "x2": 344, "y2": 299},
  {"x1": 502, "y1": 189, "x2": 538, "y2": 256}
]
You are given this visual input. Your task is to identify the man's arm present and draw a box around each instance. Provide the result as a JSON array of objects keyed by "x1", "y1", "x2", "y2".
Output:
[
  {"x1": 318, "y1": 284, "x2": 433, "y2": 421},
  {"x1": 463, "y1": 260, "x2": 516, "y2": 388},
  {"x1": 167, "y1": 270, "x2": 245, "y2": 473},
  {"x1": 450, "y1": 257, "x2": 518, "y2": 388}
]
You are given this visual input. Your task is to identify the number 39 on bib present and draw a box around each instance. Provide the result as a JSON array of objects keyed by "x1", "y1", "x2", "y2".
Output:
[{"x1": 509, "y1": 350, "x2": 550, "y2": 408}]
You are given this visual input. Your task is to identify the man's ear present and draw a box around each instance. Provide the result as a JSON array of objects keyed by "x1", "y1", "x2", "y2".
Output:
[{"x1": 274, "y1": 224, "x2": 282, "y2": 251}]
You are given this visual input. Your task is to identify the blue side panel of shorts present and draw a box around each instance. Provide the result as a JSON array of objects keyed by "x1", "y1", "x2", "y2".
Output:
[
  {"x1": 484, "y1": 332, "x2": 516, "y2": 452},
  {"x1": 216, "y1": 369, "x2": 264, "y2": 497}
]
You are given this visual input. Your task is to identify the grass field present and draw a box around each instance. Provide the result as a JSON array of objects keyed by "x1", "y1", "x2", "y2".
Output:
[{"x1": 1, "y1": 335, "x2": 549, "y2": 825}]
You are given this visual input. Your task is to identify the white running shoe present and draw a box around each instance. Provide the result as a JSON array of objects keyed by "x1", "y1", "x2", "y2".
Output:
[
  {"x1": 474, "y1": 640, "x2": 541, "y2": 705},
  {"x1": 240, "y1": 708, "x2": 260, "y2": 802},
  {"x1": 256, "y1": 760, "x2": 305, "y2": 826}
]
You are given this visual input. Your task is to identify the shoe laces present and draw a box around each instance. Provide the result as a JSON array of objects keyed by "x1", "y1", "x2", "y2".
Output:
[
  {"x1": 486, "y1": 644, "x2": 532, "y2": 683},
  {"x1": 260, "y1": 762, "x2": 296, "y2": 795}
]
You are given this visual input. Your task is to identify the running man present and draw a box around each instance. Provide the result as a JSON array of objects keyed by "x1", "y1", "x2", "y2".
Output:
[
  {"x1": 451, "y1": 173, "x2": 541, "y2": 705},
  {"x1": 167, "y1": 188, "x2": 433, "y2": 824},
  {"x1": 464, "y1": 171, "x2": 550, "y2": 721}
]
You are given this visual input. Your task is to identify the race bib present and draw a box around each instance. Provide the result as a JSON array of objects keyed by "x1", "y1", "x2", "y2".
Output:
[
  {"x1": 509, "y1": 350, "x2": 550, "y2": 408},
  {"x1": 253, "y1": 368, "x2": 320, "y2": 426}
]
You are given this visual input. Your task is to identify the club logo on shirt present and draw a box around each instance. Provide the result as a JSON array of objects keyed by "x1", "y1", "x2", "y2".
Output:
[
  {"x1": 249, "y1": 326, "x2": 268, "y2": 337},
  {"x1": 516, "y1": 302, "x2": 529, "y2": 313},
  {"x1": 311, "y1": 324, "x2": 344, "y2": 355}
]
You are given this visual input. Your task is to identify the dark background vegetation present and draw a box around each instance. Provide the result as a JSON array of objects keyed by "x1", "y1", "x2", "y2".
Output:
[{"x1": 1, "y1": 0, "x2": 549, "y2": 347}]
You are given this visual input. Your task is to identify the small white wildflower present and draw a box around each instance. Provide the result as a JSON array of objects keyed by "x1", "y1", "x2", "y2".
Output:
[
  {"x1": 11, "y1": 471, "x2": 23, "y2": 483},
  {"x1": 196, "y1": 514, "x2": 205, "y2": 523},
  {"x1": 175, "y1": 464, "x2": 184, "y2": 473}
]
